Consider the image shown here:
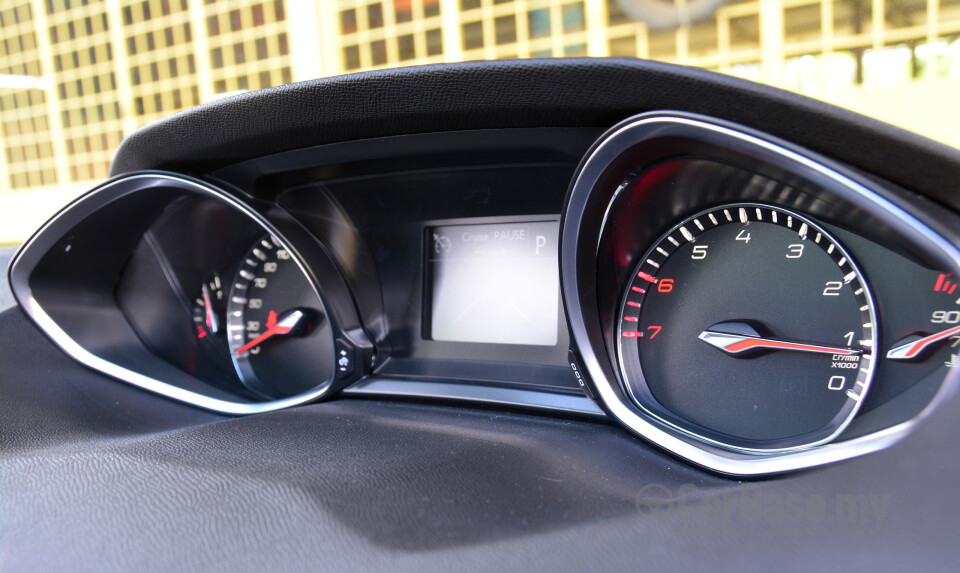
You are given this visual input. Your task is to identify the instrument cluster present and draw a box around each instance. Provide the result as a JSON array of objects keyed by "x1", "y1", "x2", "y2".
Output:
[{"x1": 9, "y1": 114, "x2": 960, "y2": 475}]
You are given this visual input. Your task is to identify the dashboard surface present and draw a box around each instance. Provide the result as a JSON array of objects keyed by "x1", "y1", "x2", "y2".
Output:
[{"x1": 3, "y1": 307, "x2": 959, "y2": 571}]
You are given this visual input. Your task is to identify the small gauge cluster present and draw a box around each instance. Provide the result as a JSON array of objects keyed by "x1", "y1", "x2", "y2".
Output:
[
  {"x1": 10, "y1": 174, "x2": 373, "y2": 414},
  {"x1": 561, "y1": 113, "x2": 960, "y2": 475}
]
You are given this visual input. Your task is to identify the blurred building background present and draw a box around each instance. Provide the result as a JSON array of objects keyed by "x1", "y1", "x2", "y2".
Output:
[{"x1": 2, "y1": 0, "x2": 960, "y2": 244}]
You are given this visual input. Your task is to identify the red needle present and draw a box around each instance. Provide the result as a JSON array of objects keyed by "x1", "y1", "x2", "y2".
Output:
[
  {"x1": 887, "y1": 325, "x2": 960, "y2": 361},
  {"x1": 699, "y1": 322, "x2": 862, "y2": 357},
  {"x1": 202, "y1": 284, "x2": 217, "y2": 332},
  {"x1": 234, "y1": 310, "x2": 307, "y2": 355}
]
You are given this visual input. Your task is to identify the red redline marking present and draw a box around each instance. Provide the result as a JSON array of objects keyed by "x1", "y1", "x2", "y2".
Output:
[
  {"x1": 951, "y1": 284, "x2": 958, "y2": 295},
  {"x1": 623, "y1": 316, "x2": 638, "y2": 322},
  {"x1": 622, "y1": 331, "x2": 642, "y2": 338},
  {"x1": 935, "y1": 273, "x2": 946, "y2": 291},
  {"x1": 724, "y1": 338, "x2": 856, "y2": 355},
  {"x1": 638, "y1": 271, "x2": 657, "y2": 283},
  {"x1": 631, "y1": 286, "x2": 646, "y2": 294},
  {"x1": 626, "y1": 301, "x2": 641, "y2": 307}
]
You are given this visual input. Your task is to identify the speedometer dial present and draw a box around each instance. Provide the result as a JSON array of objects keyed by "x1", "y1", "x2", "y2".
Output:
[
  {"x1": 617, "y1": 204, "x2": 878, "y2": 453},
  {"x1": 226, "y1": 236, "x2": 335, "y2": 399}
]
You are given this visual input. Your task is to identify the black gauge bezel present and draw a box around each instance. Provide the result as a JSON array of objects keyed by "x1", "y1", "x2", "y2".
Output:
[{"x1": 615, "y1": 203, "x2": 878, "y2": 453}]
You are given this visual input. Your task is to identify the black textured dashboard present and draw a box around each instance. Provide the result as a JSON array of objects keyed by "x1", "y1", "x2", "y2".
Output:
[
  {"x1": 3, "y1": 307, "x2": 959, "y2": 570},
  {"x1": 5, "y1": 59, "x2": 960, "y2": 569}
]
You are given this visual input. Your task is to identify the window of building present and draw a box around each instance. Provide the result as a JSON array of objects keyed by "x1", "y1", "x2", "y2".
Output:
[
  {"x1": 340, "y1": 9, "x2": 357, "y2": 34},
  {"x1": 368, "y1": 4, "x2": 384, "y2": 29},
  {"x1": 528, "y1": 9, "x2": 550, "y2": 39},
  {"x1": 371, "y1": 39, "x2": 387, "y2": 65},
  {"x1": 424, "y1": 0, "x2": 440, "y2": 18},
  {"x1": 395, "y1": 0, "x2": 412, "y2": 23},
  {"x1": 344, "y1": 45, "x2": 361, "y2": 70},
  {"x1": 426, "y1": 28, "x2": 442, "y2": 56},
  {"x1": 214, "y1": 79, "x2": 226, "y2": 93},
  {"x1": 461, "y1": 0, "x2": 480, "y2": 10},
  {"x1": 259, "y1": 70, "x2": 271, "y2": 89},
  {"x1": 207, "y1": 15, "x2": 219, "y2": 36},
  {"x1": 230, "y1": 9, "x2": 242, "y2": 32},
  {"x1": 252, "y1": 4, "x2": 264, "y2": 26},
  {"x1": 211, "y1": 47, "x2": 223, "y2": 68},
  {"x1": 463, "y1": 21, "x2": 483, "y2": 50},
  {"x1": 398, "y1": 34, "x2": 415, "y2": 60},
  {"x1": 564, "y1": 43, "x2": 587, "y2": 56},
  {"x1": 256, "y1": 37, "x2": 268, "y2": 60},
  {"x1": 278, "y1": 33, "x2": 288, "y2": 55},
  {"x1": 495, "y1": 15, "x2": 516, "y2": 45},
  {"x1": 234, "y1": 42, "x2": 246, "y2": 64},
  {"x1": 562, "y1": 3, "x2": 585, "y2": 33}
]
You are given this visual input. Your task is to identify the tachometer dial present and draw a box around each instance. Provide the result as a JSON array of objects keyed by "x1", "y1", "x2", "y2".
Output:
[
  {"x1": 226, "y1": 236, "x2": 335, "y2": 398},
  {"x1": 617, "y1": 204, "x2": 878, "y2": 453}
]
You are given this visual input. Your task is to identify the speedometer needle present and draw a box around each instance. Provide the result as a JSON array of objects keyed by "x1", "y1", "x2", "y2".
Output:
[
  {"x1": 234, "y1": 309, "x2": 309, "y2": 355},
  {"x1": 699, "y1": 322, "x2": 861, "y2": 357},
  {"x1": 886, "y1": 325, "x2": 960, "y2": 361}
]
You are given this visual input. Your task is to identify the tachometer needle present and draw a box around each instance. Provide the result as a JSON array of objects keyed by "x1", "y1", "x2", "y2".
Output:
[
  {"x1": 886, "y1": 325, "x2": 960, "y2": 361},
  {"x1": 699, "y1": 322, "x2": 861, "y2": 357},
  {"x1": 234, "y1": 309, "x2": 309, "y2": 355}
]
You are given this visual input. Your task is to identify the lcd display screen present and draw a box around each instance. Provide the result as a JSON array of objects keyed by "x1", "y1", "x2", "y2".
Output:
[{"x1": 427, "y1": 221, "x2": 560, "y2": 346}]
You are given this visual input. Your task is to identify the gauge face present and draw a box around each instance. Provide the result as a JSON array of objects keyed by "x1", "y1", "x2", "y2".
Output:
[
  {"x1": 617, "y1": 204, "x2": 878, "y2": 452},
  {"x1": 226, "y1": 236, "x2": 335, "y2": 398}
]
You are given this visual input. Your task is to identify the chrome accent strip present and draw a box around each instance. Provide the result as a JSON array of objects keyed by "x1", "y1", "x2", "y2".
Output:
[
  {"x1": 343, "y1": 378, "x2": 606, "y2": 418},
  {"x1": 561, "y1": 113, "x2": 960, "y2": 475},
  {"x1": 8, "y1": 172, "x2": 338, "y2": 415}
]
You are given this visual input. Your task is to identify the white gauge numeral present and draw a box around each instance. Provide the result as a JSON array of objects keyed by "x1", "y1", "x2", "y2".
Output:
[
  {"x1": 735, "y1": 230, "x2": 751, "y2": 244},
  {"x1": 786, "y1": 244, "x2": 804, "y2": 259},
  {"x1": 843, "y1": 331, "x2": 855, "y2": 346},
  {"x1": 253, "y1": 278, "x2": 268, "y2": 288},
  {"x1": 248, "y1": 298, "x2": 263, "y2": 309},
  {"x1": 263, "y1": 262, "x2": 278, "y2": 273},
  {"x1": 931, "y1": 310, "x2": 960, "y2": 324},
  {"x1": 823, "y1": 281, "x2": 843, "y2": 296},
  {"x1": 828, "y1": 376, "x2": 846, "y2": 391},
  {"x1": 246, "y1": 321, "x2": 260, "y2": 332},
  {"x1": 276, "y1": 250, "x2": 291, "y2": 260},
  {"x1": 691, "y1": 245, "x2": 709, "y2": 260}
]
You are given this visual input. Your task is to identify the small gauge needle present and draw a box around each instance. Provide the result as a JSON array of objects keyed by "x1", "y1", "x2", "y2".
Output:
[
  {"x1": 886, "y1": 325, "x2": 960, "y2": 361},
  {"x1": 234, "y1": 309, "x2": 309, "y2": 355},
  {"x1": 699, "y1": 322, "x2": 861, "y2": 357},
  {"x1": 202, "y1": 284, "x2": 219, "y2": 335}
]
